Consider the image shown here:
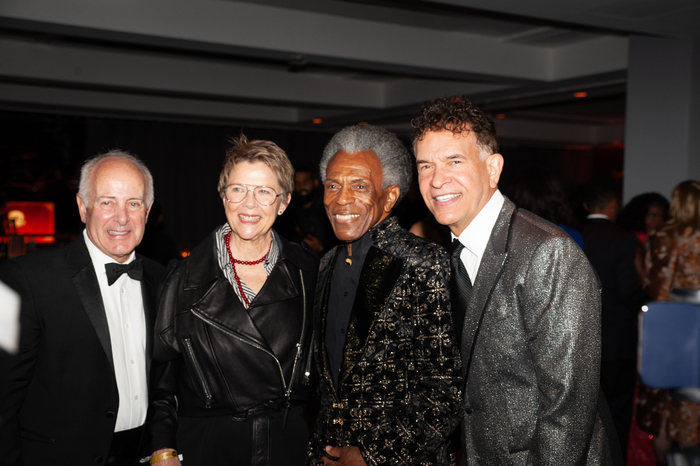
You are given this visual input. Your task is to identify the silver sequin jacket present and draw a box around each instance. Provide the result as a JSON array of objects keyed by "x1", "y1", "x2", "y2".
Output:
[{"x1": 459, "y1": 198, "x2": 620, "y2": 465}]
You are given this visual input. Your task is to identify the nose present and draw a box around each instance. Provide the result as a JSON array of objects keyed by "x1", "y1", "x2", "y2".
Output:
[
  {"x1": 335, "y1": 185, "x2": 354, "y2": 205},
  {"x1": 430, "y1": 165, "x2": 450, "y2": 189},
  {"x1": 242, "y1": 188, "x2": 257, "y2": 208},
  {"x1": 113, "y1": 204, "x2": 129, "y2": 225}
]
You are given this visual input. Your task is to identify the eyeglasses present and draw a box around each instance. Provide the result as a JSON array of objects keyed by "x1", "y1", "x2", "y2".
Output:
[{"x1": 224, "y1": 184, "x2": 282, "y2": 206}]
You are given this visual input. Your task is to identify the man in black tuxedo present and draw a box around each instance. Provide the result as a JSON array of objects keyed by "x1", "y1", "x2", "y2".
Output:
[
  {"x1": 581, "y1": 178, "x2": 647, "y2": 459},
  {"x1": 0, "y1": 151, "x2": 165, "y2": 465}
]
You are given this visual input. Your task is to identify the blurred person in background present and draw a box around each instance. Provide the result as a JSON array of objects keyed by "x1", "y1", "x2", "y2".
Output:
[
  {"x1": 506, "y1": 167, "x2": 584, "y2": 249},
  {"x1": 636, "y1": 180, "x2": 700, "y2": 466},
  {"x1": 616, "y1": 192, "x2": 669, "y2": 278},
  {"x1": 143, "y1": 135, "x2": 318, "y2": 466},
  {"x1": 580, "y1": 177, "x2": 647, "y2": 461},
  {"x1": 276, "y1": 165, "x2": 337, "y2": 255}
]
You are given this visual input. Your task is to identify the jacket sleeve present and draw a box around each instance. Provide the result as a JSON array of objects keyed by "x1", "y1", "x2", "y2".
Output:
[
  {"x1": 0, "y1": 260, "x2": 39, "y2": 466},
  {"x1": 140, "y1": 262, "x2": 183, "y2": 456},
  {"x1": 356, "y1": 252, "x2": 462, "y2": 465},
  {"x1": 523, "y1": 236, "x2": 602, "y2": 464}
]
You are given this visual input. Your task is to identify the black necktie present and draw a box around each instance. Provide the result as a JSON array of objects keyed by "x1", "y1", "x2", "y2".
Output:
[
  {"x1": 450, "y1": 239, "x2": 472, "y2": 344},
  {"x1": 105, "y1": 259, "x2": 144, "y2": 286}
]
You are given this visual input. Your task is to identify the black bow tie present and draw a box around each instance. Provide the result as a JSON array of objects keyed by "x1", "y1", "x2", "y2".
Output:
[{"x1": 105, "y1": 259, "x2": 144, "y2": 286}]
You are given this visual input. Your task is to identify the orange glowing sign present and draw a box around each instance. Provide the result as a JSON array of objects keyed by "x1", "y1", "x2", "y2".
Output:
[{"x1": 4, "y1": 201, "x2": 55, "y2": 243}]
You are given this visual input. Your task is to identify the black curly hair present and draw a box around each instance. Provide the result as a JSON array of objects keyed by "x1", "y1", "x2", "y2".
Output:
[{"x1": 410, "y1": 95, "x2": 498, "y2": 158}]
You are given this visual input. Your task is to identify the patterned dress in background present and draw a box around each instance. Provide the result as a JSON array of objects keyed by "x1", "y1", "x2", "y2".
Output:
[{"x1": 636, "y1": 228, "x2": 700, "y2": 444}]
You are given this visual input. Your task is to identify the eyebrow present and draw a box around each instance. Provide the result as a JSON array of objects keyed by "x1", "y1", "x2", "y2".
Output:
[
  {"x1": 96, "y1": 195, "x2": 144, "y2": 201},
  {"x1": 325, "y1": 176, "x2": 369, "y2": 183}
]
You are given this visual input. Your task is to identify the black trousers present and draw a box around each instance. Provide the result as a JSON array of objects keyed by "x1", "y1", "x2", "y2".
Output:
[
  {"x1": 601, "y1": 359, "x2": 637, "y2": 460},
  {"x1": 177, "y1": 405, "x2": 308, "y2": 466},
  {"x1": 108, "y1": 426, "x2": 143, "y2": 466}
]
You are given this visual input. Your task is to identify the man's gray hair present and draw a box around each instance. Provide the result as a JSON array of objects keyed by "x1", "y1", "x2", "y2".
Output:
[
  {"x1": 319, "y1": 125, "x2": 412, "y2": 204},
  {"x1": 78, "y1": 150, "x2": 154, "y2": 206}
]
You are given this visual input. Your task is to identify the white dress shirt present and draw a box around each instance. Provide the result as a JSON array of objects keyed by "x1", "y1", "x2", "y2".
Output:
[
  {"x1": 83, "y1": 230, "x2": 148, "y2": 432},
  {"x1": 452, "y1": 190, "x2": 505, "y2": 281}
]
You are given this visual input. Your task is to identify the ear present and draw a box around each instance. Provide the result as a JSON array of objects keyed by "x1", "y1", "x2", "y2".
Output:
[
  {"x1": 277, "y1": 193, "x2": 292, "y2": 215},
  {"x1": 486, "y1": 153, "x2": 504, "y2": 189},
  {"x1": 383, "y1": 185, "x2": 401, "y2": 213},
  {"x1": 76, "y1": 193, "x2": 88, "y2": 223},
  {"x1": 145, "y1": 199, "x2": 154, "y2": 222}
]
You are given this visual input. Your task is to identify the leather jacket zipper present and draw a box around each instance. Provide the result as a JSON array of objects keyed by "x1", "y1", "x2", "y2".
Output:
[
  {"x1": 184, "y1": 337, "x2": 212, "y2": 409},
  {"x1": 191, "y1": 309, "x2": 288, "y2": 389},
  {"x1": 283, "y1": 269, "x2": 308, "y2": 428},
  {"x1": 190, "y1": 269, "x2": 310, "y2": 423}
]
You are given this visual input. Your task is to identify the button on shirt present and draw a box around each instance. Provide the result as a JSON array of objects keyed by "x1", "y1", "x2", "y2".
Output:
[
  {"x1": 83, "y1": 230, "x2": 148, "y2": 432},
  {"x1": 453, "y1": 190, "x2": 505, "y2": 281}
]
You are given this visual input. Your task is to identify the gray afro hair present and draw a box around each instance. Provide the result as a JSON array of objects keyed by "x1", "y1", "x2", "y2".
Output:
[{"x1": 319, "y1": 125, "x2": 412, "y2": 205}]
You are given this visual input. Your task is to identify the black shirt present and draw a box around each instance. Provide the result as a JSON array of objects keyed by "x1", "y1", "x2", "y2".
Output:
[{"x1": 325, "y1": 232, "x2": 373, "y2": 389}]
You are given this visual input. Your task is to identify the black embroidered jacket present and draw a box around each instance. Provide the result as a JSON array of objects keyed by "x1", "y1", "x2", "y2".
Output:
[{"x1": 308, "y1": 217, "x2": 462, "y2": 465}]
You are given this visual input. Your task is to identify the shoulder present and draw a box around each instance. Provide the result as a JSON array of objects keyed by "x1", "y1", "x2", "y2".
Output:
[
  {"x1": 0, "y1": 239, "x2": 84, "y2": 278},
  {"x1": 511, "y1": 208, "x2": 569, "y2": 244},
  {"x1": 508, "y1": 208, "x2": 587, "y2": 263},
  {"x1": 374, "y1": 218, "x2": 449, "y2": 267},
  {"x1": 139, "y1": 254, "x2": 167, "y2": 282}
]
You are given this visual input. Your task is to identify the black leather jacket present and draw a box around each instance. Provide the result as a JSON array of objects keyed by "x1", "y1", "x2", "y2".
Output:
[{"x1": 143, "y1": 229, "x2": 318, "y2": 451}]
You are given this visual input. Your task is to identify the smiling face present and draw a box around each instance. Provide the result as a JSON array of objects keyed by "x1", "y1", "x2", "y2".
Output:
[
  {"x1": 415, "y1": 130, "x2": 503, "y2": 236},
  {"x1": 323, "y1": 150, "x2": 399, "y2": 243},
  {"x1": 224, "y1": 160, "x2": 290, "y2": 243},
  {"x1": 77, "y1": 158, "x2": 152, "y2": 263}
]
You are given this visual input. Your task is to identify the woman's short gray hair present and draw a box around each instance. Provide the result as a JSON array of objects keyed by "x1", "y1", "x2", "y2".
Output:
[
  {"x1": 79, "y1": 150, "x2": 154, "y2": 206},
  {"x1": 319, "y1": 125, "x2": 412, "y2": 204}
]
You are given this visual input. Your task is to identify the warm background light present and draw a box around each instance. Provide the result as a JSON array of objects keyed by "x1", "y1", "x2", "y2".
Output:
[
  {"x1": 312, "y1": 118, "x2": 322, "y2": 124},
  {"x1": 573, "y1": 91, "x2": 588, "y2": 98}
]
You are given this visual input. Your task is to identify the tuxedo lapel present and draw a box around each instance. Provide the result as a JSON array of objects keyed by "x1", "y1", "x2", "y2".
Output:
[
  {"x1": 460, "y1": 200, "x2": 517, "y2": 378},
  {"x1": 69, "y1": 237, "x2": 114, "y2": 370},
  {"x1": 139, "y1": 257, "x2": 158, "y2": 377}
]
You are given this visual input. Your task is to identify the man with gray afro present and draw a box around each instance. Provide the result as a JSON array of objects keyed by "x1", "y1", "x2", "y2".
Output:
[{"x1": 308, "y1": 124, "x2": 462, "y2": 466}]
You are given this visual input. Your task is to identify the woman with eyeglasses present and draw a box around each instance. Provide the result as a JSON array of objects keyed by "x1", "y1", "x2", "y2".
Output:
[{"x1": 143, "y1": 135, "x2": 318, "y2": 465}]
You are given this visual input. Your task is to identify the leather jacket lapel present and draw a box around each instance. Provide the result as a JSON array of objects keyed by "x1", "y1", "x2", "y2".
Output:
[
  {"x1": 190, "y1": 276, "x2": 272, "y2": 350},
  {"x1": 317, "y1": 247, "x2": 339, "y2": 392},
  {"x1": 339, "y1": 246, "x2": 403, "y2": 387},
  {"x1": 250, "y1": 259, "x2": 299, "y2": 308}
]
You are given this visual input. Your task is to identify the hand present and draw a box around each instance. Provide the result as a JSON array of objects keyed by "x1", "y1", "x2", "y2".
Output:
[
  {"x1": 151, "y1": 449, "x2": 182, "y2": 466},
  {"x1": 321, "y1": 446, "x2": 366, "y2": 466}
]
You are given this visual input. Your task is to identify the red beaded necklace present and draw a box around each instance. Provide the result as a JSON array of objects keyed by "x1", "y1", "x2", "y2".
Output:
[{"x1": 224, "y1": 231, "x2": 273, "y2": 307}]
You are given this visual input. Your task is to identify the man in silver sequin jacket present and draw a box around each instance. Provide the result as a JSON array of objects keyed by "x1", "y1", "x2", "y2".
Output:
[{"x1": 412, "y1": 96, "x2": 621, "y2": 465}]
